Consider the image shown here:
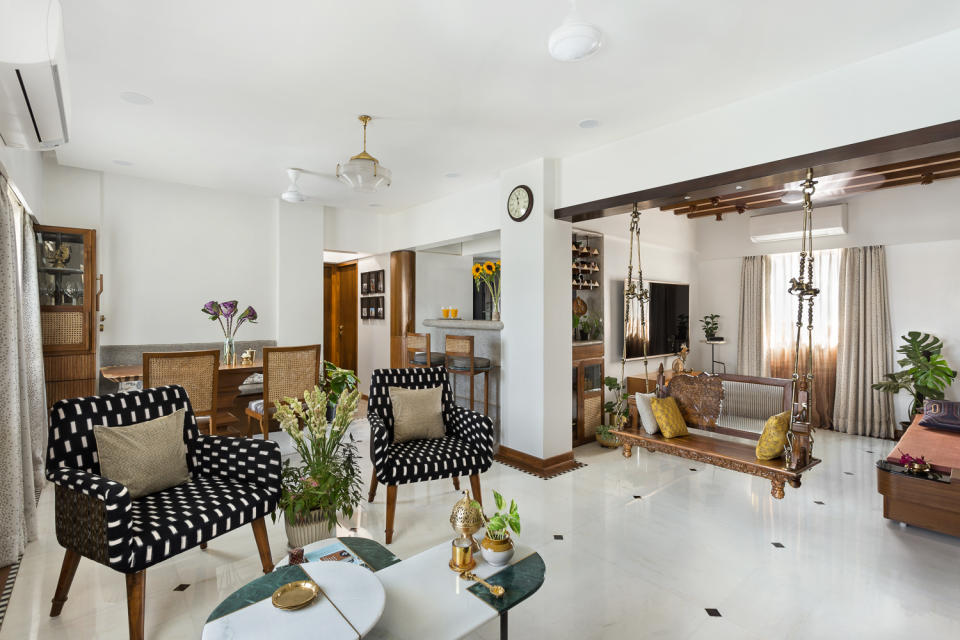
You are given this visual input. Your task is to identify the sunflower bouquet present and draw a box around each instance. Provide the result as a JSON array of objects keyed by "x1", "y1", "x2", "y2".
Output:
[{"x1": 472, "y1": 259, "x2": 502, "y2": 318}]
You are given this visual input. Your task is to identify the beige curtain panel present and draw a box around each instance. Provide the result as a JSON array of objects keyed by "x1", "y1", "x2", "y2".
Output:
[
  {"x1": 0, "y1": 175, "x2": 47, "y2": 566},
  {"x1": 834, "y1": 245, "x2": 895, "y2": 437},
  {"x1": 736, "y1": 255, "x2": 768, "y2": 376}
]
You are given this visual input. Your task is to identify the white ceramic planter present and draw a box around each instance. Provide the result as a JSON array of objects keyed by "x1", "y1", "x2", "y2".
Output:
[
  {"x1": 480, "y1": 534, "x2": 514, "y2": 567},
  {"x1": 285, "y1": 510, "x2": 336, "y2": 550}
]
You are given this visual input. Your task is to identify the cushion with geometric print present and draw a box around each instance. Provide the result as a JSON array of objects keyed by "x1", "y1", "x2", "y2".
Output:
[
  {"x1": 918, "y1": 398, "x2": 960, "y2": 434},
  {"x1": 650, "y1": 396, "x2": 689, "y2": 439}
]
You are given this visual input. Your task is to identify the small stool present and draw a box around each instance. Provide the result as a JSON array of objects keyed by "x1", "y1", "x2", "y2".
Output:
[
  {"x1": 404, "y1": 332, "x2": 446, "y2": 368},
  {"x1": 445, "y1": 334, "x2": 491, "y2": 415}
]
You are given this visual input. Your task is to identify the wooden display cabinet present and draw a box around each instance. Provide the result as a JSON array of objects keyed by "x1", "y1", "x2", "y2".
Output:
[
  {"x1": 36, "y1": 225, "x2": 100, "y2": 408},
  {"x1": 572, "y1": 341, "x2": 604, "y2": 447}
]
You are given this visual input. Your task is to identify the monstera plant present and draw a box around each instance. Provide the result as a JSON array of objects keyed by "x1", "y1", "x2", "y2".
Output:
[{"x1": 872, "y1": 331, "x2": 957, "y2": 423}]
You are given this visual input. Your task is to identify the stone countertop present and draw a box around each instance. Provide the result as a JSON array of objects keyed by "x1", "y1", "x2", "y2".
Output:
[{"x1": 423, "y1": 318, "x2": 503, "y2": 331}]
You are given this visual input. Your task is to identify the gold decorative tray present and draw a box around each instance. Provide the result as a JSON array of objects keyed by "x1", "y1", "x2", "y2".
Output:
[{"x1": 271, "y1": 580, "x2": 321, "y2": 611}]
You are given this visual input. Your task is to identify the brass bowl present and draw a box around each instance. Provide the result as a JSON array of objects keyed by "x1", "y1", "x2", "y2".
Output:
[
  {"x1": 905, "y1": 461, "x2": 932, "y2": 474},
  {"x1": 271, "y1": 580, "x2": 320, "y2": 610}
]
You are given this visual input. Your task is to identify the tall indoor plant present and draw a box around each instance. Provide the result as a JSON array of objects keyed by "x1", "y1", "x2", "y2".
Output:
[
  {"x1": 873, "y1": 331, "x2": 957, "y2": 424},
  {"x1": 201, "y1": 299, "x2": 258, "y2": 363},
  {"x1": 273, "y1": 386, "x2": 363, "y2": 548},
  {"x1": 472, "y1": 260, "x2": 502, "y2": 320}
]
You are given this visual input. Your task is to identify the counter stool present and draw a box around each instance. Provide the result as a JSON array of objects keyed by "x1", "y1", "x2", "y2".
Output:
[
  {"x1": 445, "y1": 334, "x2": 491, "y2": 416},
  {"x1": 404, "y1": 332, "x2": 445, "y2": 368}
]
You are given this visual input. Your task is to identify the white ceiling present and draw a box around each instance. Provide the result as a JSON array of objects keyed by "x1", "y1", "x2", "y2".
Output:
[{"x1": 54, "y1": 1, "x2": 960, "y2": 213}]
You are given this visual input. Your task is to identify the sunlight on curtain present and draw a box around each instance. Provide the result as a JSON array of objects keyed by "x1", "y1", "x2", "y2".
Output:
[{"x1": 765, "y1": 248, "x2": 841, "y2": 428}]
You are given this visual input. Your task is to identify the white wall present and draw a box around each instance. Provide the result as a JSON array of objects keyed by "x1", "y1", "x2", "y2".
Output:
[
  {"x1": 695, "y1": 178, "x2": 960, "y2": 419},
  {"x1": 277, "y1": 200, "x2": 325, "y2": 345},
  {"x1": 356, "y1": 253, "x2": 391, "y2": 390},
  {"x1": 0, "y1": 145, "x2": 43, "y2": 213},
  {"x1": 414, "y1": 251, "x2": 475, "y2": 333}
]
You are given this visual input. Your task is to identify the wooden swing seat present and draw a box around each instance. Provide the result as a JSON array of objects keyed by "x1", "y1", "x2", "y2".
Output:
[{"x1": 614, "y1": 365, "x2": 820, "y2": 499}]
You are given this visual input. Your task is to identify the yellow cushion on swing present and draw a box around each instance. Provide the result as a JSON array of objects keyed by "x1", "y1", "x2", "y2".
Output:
[
  {"x1": 756, "y1": 411, "x2": 791, "y2": 460},
  {"x1": 650, "y1": 397, "x2": 688, "y2": 438}
]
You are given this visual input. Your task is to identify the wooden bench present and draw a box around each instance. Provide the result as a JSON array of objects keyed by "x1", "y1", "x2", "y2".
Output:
[{"x1": 614, "y1": 365, "x2": 820, "y2": 499}]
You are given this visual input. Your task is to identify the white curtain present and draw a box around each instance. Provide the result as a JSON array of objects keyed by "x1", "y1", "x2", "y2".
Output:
[
  {"x1": 736, "y1": 255, "x2": 768, "y2": 376},
  {"x1": 0, "y1": 174, "x2": 47, "y2": 566},
  {"x1": 834, "y1": 246, "x2": 895, "y2": 437}
]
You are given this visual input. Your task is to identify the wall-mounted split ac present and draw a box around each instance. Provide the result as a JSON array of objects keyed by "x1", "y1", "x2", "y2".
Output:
[
  {"x1": 749, "y1": 204, "x2": 847, "y2": 243},
  {"x1": 0, "y1": 0, "x2": 70, "y2": 151}
]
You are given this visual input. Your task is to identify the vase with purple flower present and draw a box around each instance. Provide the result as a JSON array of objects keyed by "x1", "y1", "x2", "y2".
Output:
[{"x1": 202, "y1": 300, "x2": 259, "y2": 364}]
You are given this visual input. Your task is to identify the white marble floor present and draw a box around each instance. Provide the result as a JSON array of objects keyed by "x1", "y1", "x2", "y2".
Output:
[{"x1": 4, "y1": 426, "x2": 960, "y2": 639}]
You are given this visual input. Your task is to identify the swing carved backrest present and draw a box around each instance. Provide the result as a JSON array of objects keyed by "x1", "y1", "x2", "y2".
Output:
[{"x1": 666, "y1": 373, "x2": 724, "y2": 428}]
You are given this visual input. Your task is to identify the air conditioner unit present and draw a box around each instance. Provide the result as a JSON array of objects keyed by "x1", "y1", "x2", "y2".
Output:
[
  {"x1": 0, "y1": 0, "x2": 70, "y2": 151},
  {"x1": 749, "y1": 204, "x2": 847, "y2": 243}
]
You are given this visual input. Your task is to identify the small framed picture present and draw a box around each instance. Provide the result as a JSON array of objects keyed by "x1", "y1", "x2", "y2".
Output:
[
  {"x1": 361, "y1": 305, "x2": 369, "y2": 319},
  {"x1": 376, "y1": 271, "x2": 385, "y2": 293}
]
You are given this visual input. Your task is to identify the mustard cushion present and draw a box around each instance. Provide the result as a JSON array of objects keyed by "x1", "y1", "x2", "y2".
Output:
[
  {"x1": 650, "y1": 397, "x2": 688, "y2": 438},
  {"x1": 756, "y1": 411, "x2": 791, "y2": 460}
]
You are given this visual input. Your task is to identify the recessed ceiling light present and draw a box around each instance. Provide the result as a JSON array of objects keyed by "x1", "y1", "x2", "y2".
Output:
[
  {"x1": 369, "y1": 203, "x2": 382, "y2": 208},
  {"x1": 444, "y1": 172, "x2": 461, "y2": 178},
  {"x1": 548, "y1": 5, "x2": 603, "y2": 62},
  {"x1": 683, "y1": 195, "x2": 692, "y2": 200},
  {"x1": 120, "y1": 91, "x2": 154, "y2": 105},
  {"x1": 112, "y1": 160, "x2": 133, "y2": 166},
  {"x1": 578, "y1": 119, "x2": 600, "y2": 129},
  {"x1": 735, "y1": 185, "x2": 743, "y2": 190}
]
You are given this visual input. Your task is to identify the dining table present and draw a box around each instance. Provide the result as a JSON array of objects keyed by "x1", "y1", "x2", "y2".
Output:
[{"x1": 100, "y1": 360, "x2": 263, "y2": 433}]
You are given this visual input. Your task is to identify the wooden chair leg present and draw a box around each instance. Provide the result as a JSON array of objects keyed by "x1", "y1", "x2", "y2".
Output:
[
  {"x1": 452, "y1": 477, "x2": 460, "y2": 491},
  {"x1": 483, "y1": 370, "x2": 489, "y2": 417},
  {"x1": 368, "y1": 468, "x2": 379, "y2": 503},
  {"x1": 259, "y1": 415, "x2": 269, "y2": 440},
  {"x1": 251, "y1": 517, "x2": 274, "y2": 574},
  {"x1": 50, "y1": 549, "x2": 81, "y2": 616},
  {"x1": 385, "y1": 485, "x2": 397, "y2": 544},
  {"x1": 469, "y1": 474, "x2": 482, "y2": 507},
  {"x1": 209, "y1": 416, "x2": 217, "y2": 437},
  {"x1": 469, "y1": 371, "x2": 475, "y2": 412},
  {"x1": 126, "y1": 570, "x2": 145, "y2": 640}
]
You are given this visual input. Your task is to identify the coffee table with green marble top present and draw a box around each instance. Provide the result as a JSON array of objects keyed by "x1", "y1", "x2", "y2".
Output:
[{"x1": 207, "y1": 536, "x2": 545, "y2": 640}]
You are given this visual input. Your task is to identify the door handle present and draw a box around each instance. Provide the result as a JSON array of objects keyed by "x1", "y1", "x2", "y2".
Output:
[{"x1": 338, "y1": 324, "x2": 344, "y2": 336}]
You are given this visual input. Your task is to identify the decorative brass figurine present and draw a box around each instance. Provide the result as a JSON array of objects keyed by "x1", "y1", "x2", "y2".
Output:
[
  {"x1": 450, "y1": 490, "x2": 484, "y2": 553},
  {"x1": 240, "y1": 348, "x2": 256, "y2": 365}
]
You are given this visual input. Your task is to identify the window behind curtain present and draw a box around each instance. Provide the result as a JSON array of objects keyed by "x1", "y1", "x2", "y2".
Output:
[{"x1": 765, "y1": 248, "x2": 841, "y2": 428}]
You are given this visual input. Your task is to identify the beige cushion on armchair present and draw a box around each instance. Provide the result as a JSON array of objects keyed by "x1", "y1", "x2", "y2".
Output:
[
  {"x1": 93, "y1": 408, "x2": 191, "y2": 498},
  {"x1": 389, "y1": 385, "x2": 446, "y2": 442}
]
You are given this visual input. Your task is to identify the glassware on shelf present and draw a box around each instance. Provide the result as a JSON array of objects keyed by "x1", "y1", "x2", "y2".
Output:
[
  {"x1": 442, "y1": 306, "x2": 450, "y2": 319},
  {"x1": 62, "y1": 281, "x2": 81, "y2": 304},
  {"x1": 451, "y1": 307, "x2": 459, "y2": 319},
  {"x1": 39, "y1": 278, "x2": 57, "y2": 305}
]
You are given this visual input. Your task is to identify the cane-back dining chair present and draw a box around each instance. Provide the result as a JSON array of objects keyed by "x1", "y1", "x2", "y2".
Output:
[
  {"x1": 245, "y1": 344, "x2": 322, "y2": 439},
  {"x1": 143, "y1": 350, "x2": 219, "y2": 434}
]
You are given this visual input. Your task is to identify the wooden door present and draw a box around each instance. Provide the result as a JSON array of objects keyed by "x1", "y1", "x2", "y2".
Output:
[{"x1": 323, "y1": 262, "x2": 358, "y2": 373}]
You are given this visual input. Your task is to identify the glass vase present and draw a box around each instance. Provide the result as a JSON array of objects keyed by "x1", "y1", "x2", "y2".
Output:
[{"x1": 222, "y1": 336, "x2": 236, "y2": 365}]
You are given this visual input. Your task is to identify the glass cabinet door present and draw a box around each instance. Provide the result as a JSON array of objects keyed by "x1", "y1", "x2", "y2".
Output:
[
  {"x1": 36, "y1": 229, "x2": 86, "y2": 307},
  {"x1": 583, "y1": 362, "x2": 603, "y2": 394}
]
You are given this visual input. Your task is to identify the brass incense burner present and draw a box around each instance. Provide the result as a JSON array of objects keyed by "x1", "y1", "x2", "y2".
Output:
[{"x1": 450, "y1": 490, "x2": 484, "y2": 553}]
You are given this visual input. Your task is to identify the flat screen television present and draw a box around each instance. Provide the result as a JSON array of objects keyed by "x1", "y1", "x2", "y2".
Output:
[{"x1": 620, "y1": 281, "x2": 689, "y2": 359}]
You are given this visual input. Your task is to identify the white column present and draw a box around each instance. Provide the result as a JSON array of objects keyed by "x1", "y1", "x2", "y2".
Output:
[
  {"x1": 499, "y1": 159, "x2": 572, "y2": 460},
  {"x1": 276, "y1": 200, "x2": 325, "y2": 346}
]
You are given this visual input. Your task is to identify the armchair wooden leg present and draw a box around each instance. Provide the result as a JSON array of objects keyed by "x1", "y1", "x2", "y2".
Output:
[
  {"x1": 452, "y1": 477, "x2": 460, "y2": 491},
  {"x1": 368, "y1": 468, "x2": 379, "y2": 502},
  {"x1": 385, "y1": 485, "x2": 397, "y2": 544},
  {"x1": 50, "y1": 549, "x2": 80, "y2": 617},
  {"x1": 200, "y1": 542, "x2": 208, "y2": 550},
  {"x1": 251, "y1": 517, "x2": 274, "y2": 574},
  {"x1": 469, "y1": 474, "x2": 482, "y2": 507},
  {"x1": 126, "y1": 570, "x2": 145, "y2": 640}
]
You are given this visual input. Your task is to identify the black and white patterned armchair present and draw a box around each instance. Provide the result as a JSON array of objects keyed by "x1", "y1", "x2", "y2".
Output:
[
  {"x1": 367, "y1": 367, "x2": 494, "y2": 543},
  {"x1": 45, "y1": 385, "x2": 282, "y2": 640}
]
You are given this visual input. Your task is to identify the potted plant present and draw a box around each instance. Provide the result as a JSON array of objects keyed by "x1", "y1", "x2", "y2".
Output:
[
  {"x1": 581, "y1": 312, "x2": 603, "y2": 341},
  {"x1": 472, "y1": 260, "x2": 502, "y2": 321},
  {"x1": 597, "y1": 376, "x2": 626, "y2": 447},
  {"x1": 700, "y1": 313, "x2": 721, "y2": 342},
  {"x1": 475, "y1": 491, "x2": 520, "y2": 567},
  {"x1": 272, "y1": 385, "x2": 363, "y2": 549},
  {"x1": 322, "y1": 362, "x2": 360, "y2": 421},
  {"x1": 872, "y1": 331, "x2": 957, "y2": 427}
]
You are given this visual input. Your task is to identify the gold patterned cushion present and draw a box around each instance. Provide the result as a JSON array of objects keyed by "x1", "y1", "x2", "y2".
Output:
[
  {"x1": 650, "y1": 397, "x2": 688, "y2": 438},
  {"x1": 755, "y1": 411, "x2": 791, "y2": 461},
  {"x1": 93, "y1": 408, "x2": 190, "y2": 498},
  {"x1": 389, "y1": 385, "x2": 446, "y2": 442}
]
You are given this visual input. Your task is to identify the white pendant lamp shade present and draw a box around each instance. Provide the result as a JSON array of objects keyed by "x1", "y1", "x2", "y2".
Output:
[
  {"x1": 549, "y1": 4, "x2": 602, "y2": 62},
  {"x1": 337, "y1": 115, "x2": 392, "y2": 193}
]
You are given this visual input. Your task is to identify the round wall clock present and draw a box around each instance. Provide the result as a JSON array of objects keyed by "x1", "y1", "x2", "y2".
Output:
[{"x1": 507, "y1": 185, "x2": 533, "y2": 222}]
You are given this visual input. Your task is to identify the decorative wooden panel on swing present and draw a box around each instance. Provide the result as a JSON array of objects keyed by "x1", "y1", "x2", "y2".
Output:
[{"x1": 36, "y1": 225, "x2": 100, "y2": 409}]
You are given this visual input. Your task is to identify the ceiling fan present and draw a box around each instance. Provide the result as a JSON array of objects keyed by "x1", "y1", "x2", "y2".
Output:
[{"x1": 280, "y1": 167, "x2": 339, "y2": 203}]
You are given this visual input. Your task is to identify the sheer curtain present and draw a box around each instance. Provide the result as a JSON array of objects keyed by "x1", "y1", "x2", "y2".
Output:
[
  {"x1": 764, "y1": 248, "x2": 841, "y2": 429},
  {"x1": 0, "y1": 174, "x2": 47, "y2": 566}
]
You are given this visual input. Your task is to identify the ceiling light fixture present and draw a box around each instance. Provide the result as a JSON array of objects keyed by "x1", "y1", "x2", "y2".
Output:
[
  {"x1": 578, "y1": 119, "x2": 600, "y2": 129},
  {"x1": 281, "y1": 168, "x2": 307, "y2": 203},
  {"x1": 548, "y1": 1, "x2": 603, "y2": 62},
  {"x1": 780, "y1": 189, "x2": 805, "y2": 205},
  {"x1": 119, "y1": 91, "x2": 153, "y2": 105},
  {"x1": 337, "y1": 115, "x2": 392, "y2": 193}
]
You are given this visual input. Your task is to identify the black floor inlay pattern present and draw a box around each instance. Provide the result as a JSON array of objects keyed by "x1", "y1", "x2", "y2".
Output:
[
  {"x1": 771, "y1": 542, "x2": 785, "y2": 548},
  {"x1": 865, "y1": 450, "x2": 874, "y2": 454},
  {"x1": 633, "y1": 495, "x2": 642, "y2": 500},
  {"x1": 173, "y1": 584, "x2": 190, "y2": 592},
  {"x1": 689, "y1": 468, "x2": 697, "y2": 472},
  {"x1": 844, "y1": 471, "x2": 855, "y2": 476},
  {"x1": 814, "y1": 500, "x2": 825, "y2": 505},
  {"x1": 705, "y1": 608, "x2": 722, "y2": 617},
  {"x1": 554, "y1": 534, "x2": 564, "y2": 540}
]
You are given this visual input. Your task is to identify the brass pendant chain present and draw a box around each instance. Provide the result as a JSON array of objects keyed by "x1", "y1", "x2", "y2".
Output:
[
  {"x1": 785, "y1": 168, "x2": 820, "y2": 464},
  {"x1": 618, "y1": 204, "x2": 650, "y2": 416}
]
